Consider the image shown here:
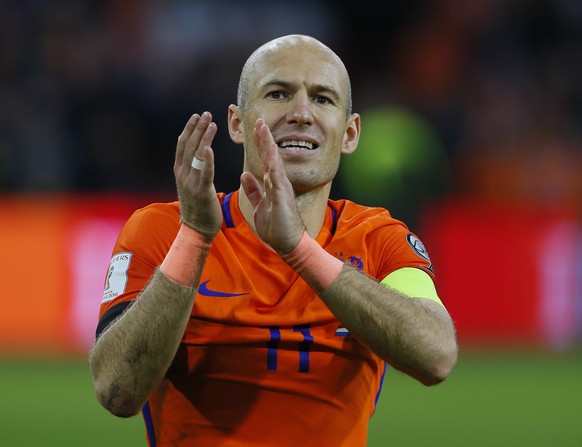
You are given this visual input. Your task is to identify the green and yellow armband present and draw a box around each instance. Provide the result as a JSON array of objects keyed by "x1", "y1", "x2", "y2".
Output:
[{"x1": 381, "y1": 267, "x2": 443, "y2": 306}]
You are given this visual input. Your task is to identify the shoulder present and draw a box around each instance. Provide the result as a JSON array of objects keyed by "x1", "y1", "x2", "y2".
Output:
[
  {"x1": 328, "y1": 198, "x2": 408, "y2": 233},
  {"x1": 118, "y1": 201, "x2": 181, "y2": 248},
  {"x1": 328, "y1": 199, "x2": 434, "y2": 278},
  {"x1": 131, "y1": 201, "x2": 181, "y2": 224},
  {"x1": 129, "y1": 201, "x2": 180, "y2": 226}
]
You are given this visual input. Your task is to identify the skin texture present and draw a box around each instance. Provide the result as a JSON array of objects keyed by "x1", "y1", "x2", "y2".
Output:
[{"x1": 90, "y1": 35, "x2": 457, "y2": 418}]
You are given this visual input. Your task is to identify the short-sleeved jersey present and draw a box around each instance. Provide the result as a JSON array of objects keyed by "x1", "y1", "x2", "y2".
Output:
[{"x1": 97, "y1": 190, "x2": 435, "y2": 447}]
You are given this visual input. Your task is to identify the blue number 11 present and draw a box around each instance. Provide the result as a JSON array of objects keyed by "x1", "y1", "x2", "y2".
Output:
[{"x1": 266, "y1": 324, "x2": 313, "y2": 373}]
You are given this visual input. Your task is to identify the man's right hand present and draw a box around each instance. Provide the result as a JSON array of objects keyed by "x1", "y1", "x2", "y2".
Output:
[{"x1": 174, "y1": 112, "x2": 222, "y2": 239}]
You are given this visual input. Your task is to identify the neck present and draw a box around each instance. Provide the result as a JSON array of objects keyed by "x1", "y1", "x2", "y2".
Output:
[{"x1": 238, "y1": 183, "x2": 331, "y2": 240}]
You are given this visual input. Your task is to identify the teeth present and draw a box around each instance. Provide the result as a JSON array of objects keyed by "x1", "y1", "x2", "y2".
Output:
[{"x1": 278, "y1": 140, "x2": 314, "y2": 150}]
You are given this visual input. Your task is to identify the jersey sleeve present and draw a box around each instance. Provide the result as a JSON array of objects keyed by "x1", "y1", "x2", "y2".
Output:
[
  {"x1": 370, "y1": 221, "x2": 442, "y2": 307},
  {"x1": 96, "y1": 203, "x2": 180, "y2": 337},
  {"x1": 367, "y1": 217, "x2": 435, "y2": 283}
]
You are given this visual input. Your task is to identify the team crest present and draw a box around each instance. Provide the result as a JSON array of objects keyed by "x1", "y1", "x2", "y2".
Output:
[{"x1": 333, "y1": 251, "x2": 364, "y2": 270}]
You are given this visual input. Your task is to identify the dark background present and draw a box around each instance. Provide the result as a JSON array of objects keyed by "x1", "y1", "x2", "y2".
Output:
[{"x1": 2, "y1": 1, "x2": 580, "y2": 219}]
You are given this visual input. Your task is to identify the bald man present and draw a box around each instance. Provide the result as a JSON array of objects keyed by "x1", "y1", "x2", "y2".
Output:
[{"x1": 90, "y1": 35, "x2": 457, "y2": 446}]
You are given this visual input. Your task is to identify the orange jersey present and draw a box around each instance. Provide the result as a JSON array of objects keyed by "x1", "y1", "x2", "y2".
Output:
[{"x1": 97, "y1": 190, "x2": 435, "y2": 447}]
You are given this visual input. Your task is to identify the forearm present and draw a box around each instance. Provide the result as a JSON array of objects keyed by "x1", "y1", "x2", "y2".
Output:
[
  {"x1": 320, "y1": 265, "x2": 458, "y2": 385},
  {"x1": 90, "y1": 270, "x2": 197, "y2": 416},
  {"x1": 90, "y1": 224, "x2": 212, "y2": 417},
  {"x1": 281, "y1": 233, "x2": 457, "y2": 385}
]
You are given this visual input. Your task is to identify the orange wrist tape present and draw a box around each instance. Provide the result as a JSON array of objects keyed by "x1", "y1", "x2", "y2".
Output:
[
  {"x1": 160, "y1": 224, "x2": 212, "y2": 287},
  {"x1": 282, "y1": 231, "x2": 344, "y2": 293}
]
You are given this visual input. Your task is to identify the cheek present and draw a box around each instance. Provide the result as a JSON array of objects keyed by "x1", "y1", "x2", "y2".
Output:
[
  {"x1": 317, "y1": 152, "x2": 341, "y2": 179},
  {"x1": 242, "y1": 143, "x2": 266, "y2": 177}
]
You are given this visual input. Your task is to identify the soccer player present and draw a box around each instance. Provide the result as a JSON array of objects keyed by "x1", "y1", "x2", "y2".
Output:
[{"x1": 90, "y1": 34, "x2": 458, "y2": 446}]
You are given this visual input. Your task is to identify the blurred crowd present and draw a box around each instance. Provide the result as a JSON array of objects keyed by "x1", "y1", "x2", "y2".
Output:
[{"x1": 1, "y1": 0, "x2": 581, "y2": 219}]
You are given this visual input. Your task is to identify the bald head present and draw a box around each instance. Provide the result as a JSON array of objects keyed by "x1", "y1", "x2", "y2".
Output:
[{"x1": 237, "y1": 35, "x2": 353, "y2": 118}]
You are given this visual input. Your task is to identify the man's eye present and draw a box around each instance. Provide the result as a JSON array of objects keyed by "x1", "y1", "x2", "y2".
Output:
[
  {"x1": 268, "y1": 91, "x2": 285, "y2": 99},
  {"x1": 314, "y1": 96, "x2": 331, "y2": 105}
]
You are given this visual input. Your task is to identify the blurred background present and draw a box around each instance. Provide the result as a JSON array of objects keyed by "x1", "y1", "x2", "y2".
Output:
[{"x1": 1, "y1": 0, "x2": 581, "y2": 446}]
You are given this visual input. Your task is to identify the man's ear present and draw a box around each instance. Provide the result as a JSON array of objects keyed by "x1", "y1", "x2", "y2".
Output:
[
  {"x1": 228, "y1": 105, "x2": 244, "y2": 144},
  {"x1": 341, "y1": 113, "x2": 360, "y2": 155}
]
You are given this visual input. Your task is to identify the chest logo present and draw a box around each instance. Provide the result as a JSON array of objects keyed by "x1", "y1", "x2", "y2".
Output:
[{"x1": 197, "y1": 280, "x2": 250, "y2": 298}]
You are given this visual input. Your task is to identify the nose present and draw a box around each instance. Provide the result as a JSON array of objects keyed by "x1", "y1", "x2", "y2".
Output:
[{"x1": 286, "y1": 92, "x2": 313, "y2": 126}]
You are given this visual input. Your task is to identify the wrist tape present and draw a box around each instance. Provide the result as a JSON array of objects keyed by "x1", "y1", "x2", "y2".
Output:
[
  {"x1": 282, "y1": 231, "x2": 344, "y2": 293},
  {"x1": 160, "y1": 224, "x2": 212, "y2": 286}
]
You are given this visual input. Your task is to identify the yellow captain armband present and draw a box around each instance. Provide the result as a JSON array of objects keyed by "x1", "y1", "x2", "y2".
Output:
[{"x1": 381, "y1": 267, "x2": 444, "y2": 307}]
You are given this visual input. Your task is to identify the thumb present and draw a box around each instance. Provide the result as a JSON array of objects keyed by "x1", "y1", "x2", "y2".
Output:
[{"x1": 240, "y1": 172, "x2": 265, "y2": 208}]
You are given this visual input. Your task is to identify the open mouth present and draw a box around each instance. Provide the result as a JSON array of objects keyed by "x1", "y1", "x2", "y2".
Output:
[{"x1": 277, "y1": 139, "x2": 318, "y2": 150}]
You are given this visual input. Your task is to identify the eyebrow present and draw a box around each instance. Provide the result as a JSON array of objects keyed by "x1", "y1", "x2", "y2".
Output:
[{"x1": 260, "y1": 79, "x2": 341, "y2": 102}]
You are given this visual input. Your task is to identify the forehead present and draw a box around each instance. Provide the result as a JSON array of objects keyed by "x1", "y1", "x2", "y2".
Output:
[{"x1": 247, "y1": 40, "x2": 348, "y2": 97}]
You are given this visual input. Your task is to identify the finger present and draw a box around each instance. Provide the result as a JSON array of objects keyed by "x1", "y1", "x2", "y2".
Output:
[
  {"x1": 252, "y1": 122, "x2": 265, "y2": 170},
  {"x1": 175, "y1": 114, "x2": 200, "y2": 166},
  {"x1": 240, "y1": 172, "x2": 264, "y2": 209},
  {"x1": 180, "y1": 112, "x2": 213, "y2": 175},
  {"x1": 253, "y1": 120, "x2": 279, "y2": 172},
  {"x1": 192, "y1": 121, "x2": 217, "y2": 165},
  {"x1": 256, "y1": 124, "x2": 289, "y2": 197},
  {"x1": 263, "y1": 171, "x2": 273, "y2": 197},
  {"x1": 189, "y1": 122, "x2": 217, "y2": 185},
  {"x1": 194, "y1": 141, "x2": 216, "y2": 188}
]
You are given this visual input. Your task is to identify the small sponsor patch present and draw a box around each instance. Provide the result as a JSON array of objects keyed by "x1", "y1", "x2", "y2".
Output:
[
  {"x1": 406, "y1": 234, "x2": 431, "y2": 263},
  {"x1": 102, "y1": 252, "x2": 132, "y2": 303}
]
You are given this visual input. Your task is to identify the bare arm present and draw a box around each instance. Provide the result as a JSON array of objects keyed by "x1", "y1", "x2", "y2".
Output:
[
  {"x1": 90, "y1": 112, "x2": 222, "y2": 417},
  {"x1": 321, "y1": 266, "x2": 457, "y2": 385},
  {"x1": 241, "y1": 120, "x2": 457, "y2": 385},
  {"x1": 90, "y1": 270, "x2": 201, "y2": 417}
]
